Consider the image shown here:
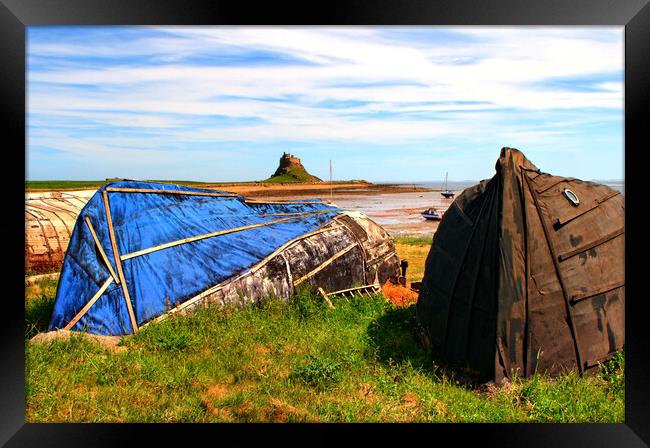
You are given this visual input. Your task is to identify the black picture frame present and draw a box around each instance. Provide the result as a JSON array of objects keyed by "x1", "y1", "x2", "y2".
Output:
[{"x1": 3, "y1": 0, "x2": 648, "y2": 445}]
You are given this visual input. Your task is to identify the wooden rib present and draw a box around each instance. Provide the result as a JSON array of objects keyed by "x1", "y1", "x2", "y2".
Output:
[
  {"x1": 244, "y1": 199, "x2": 324, "y2": 205},
  {"x1": 337, "y1": 217, "x2": 368, "y2": 282},
  {"x1": 103, "y1": 191, "x2": 139, "y2": 333},
  {"x1": 121, "y1": 215, "x2": 312, "y2": 261},
  {"x1": 261, "y1": 209, "x2": 337, "y2": 217},
  {"x1": 328, "y1": 283, "x2": 380, "y2": 296},
  {"x1": 84, "y1": 216, "x2": 120, "y2": 284},
  {"x1": 26, "y1": 204, "x2": 74, "y2": 239},
  {"x1": 570, "y1": 281, "x2": 625, "y2": 305},
  {"x1": 25, "y1": 209, "x2": 54, "y2": 266},
  {"x1": 558, "y1": 227, "x2": 624, "y2": 262},
  {"x1": 535, "y1": 178, "x2": 568, "y2": 194},
  {"x1": 318, "y1": 287, "x2": 335, "y2": 309},
  {"x1": 280, "y1": 252, "x2": 294, "y2": 295},
  {"x1": 140, "y1": 223, "x2": 345, "y2": 328},
  {"x1": 293, "y1": 243, "x2": 358, "y2": 287},
  {"x1": 40, "y1": 197, "x2": 83, "y2": 214},
  {"x1": 67, "y1": 195, "x2": 92, "y2": 208},
  {"x1": 26, "y1": 201, "x2": 78, "y2": 219},
  {"x1": 367, "y1": 251, "x2": 398, "y2": 267},
  {"x1": 554, "y1": 194, "x2": 621, "y2": 228},
  {"x1": 105, "y1": 187, "x2": 237, "y2": 198},
  {"x1": 249, "y1": 225, "x2": 344, "y2": 275},
  {"x1": 63, "y1": 277, "x2": 114, "y2": 330},
  {"x1": 525, "y1": 174, "x2": 583, "y2": 374}
]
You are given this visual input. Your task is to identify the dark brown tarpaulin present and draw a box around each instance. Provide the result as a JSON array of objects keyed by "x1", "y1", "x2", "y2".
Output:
[{"x1": 416, "y1": 148, "x2": 624, "y2": 381}]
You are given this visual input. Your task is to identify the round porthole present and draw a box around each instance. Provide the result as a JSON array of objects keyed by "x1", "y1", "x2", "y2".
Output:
[{"x1": 563, "y1": 188, "x2": 580, "y2": 206}]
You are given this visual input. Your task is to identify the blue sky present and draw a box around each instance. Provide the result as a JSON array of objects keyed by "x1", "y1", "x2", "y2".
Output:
[{"x1": 27, "y1": 26, "x2": 624, "y2": 182}]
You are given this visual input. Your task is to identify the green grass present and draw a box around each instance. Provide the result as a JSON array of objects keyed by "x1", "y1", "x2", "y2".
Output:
[
  {"x1": 25, "y1": 277, "x2": 58, "y2": 339},
  {"x1": 264, "y1": 167, "x2": 319, "y2": 183},
  {"x1": 26, "y1": 180, "x2": 109, "y2": 191},
  {"x1": 26, "y1": 178, "x2": 370, "y2": 192},
  {"x1": 393, "y1": 235, "x2": 434, "y2": 246},
  {"x1": 25, "y1": 179, "x2": 253, "y2": 191},
  {"x1": 392, "y1": 235, "x2": 433, "y2": 282},
  {"x1": 25, "y1": 281, "x2": 624, "y2": 423}
]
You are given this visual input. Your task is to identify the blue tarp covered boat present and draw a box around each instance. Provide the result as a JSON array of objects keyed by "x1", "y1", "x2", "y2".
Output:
[{"x1": 49, "y1": 180, "x2": 400, "y2": 336}]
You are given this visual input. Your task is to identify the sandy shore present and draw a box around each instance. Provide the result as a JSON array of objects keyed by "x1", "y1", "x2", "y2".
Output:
[
  {"x1": 218, "y1": 183, "x2": 457, "y2": 235},
  {"x1": 211, "y1": 182, "x2": 433, "y2": 198}
]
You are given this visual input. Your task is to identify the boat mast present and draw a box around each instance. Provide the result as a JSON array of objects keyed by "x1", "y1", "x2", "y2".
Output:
[{"x1": 330, "y1": 159, "x2": 333, "y2": 203}]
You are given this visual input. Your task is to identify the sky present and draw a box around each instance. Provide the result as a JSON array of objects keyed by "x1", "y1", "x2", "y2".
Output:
[{"x1": 26, "y1": 26, "x2": 624, "y2": 183}]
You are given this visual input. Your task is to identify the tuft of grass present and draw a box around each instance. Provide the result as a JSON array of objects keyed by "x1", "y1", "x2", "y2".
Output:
[
  {"x1": 597, "y1": 350, "x2": 625, "y2": 397},
  {"x1": 512, "y1": 367, "x2": 625, "y2": 422},
  {"x1": 25, "y1": 278, "x2": 58, "y2": 339},
  {"x1": 134, "y1": 320, "x2": 200, "y2": 353},
  {"x1": 291, "y1": 354, "x2": 349, "y2": 389}
]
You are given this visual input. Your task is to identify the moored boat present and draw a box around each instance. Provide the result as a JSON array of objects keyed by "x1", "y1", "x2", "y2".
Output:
[
  {"x1": 421, "y1": 207, "x2": 441, "y2": 220},
  {"x1": 440, "y1": 172, "x2": 455, "y2": 198}
]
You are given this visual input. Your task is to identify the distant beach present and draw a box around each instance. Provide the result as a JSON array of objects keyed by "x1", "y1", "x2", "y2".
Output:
[
  {"x1": 237, "y1": 179, "x2": 624, "y2": 236},
  {"x1": 25, "y1": 179, "x2": 624, "y2": 238},
  {"x1": 221, "y1": 181, "x2": 473, "y2": 236}
]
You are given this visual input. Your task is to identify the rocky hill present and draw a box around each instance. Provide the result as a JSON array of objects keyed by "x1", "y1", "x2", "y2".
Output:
[{"x1": 265, "y1": 152, "x2": 322, "y2": 183}]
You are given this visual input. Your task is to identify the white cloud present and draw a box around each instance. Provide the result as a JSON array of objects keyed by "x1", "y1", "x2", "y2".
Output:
[{"x1": 26, "y1": 26, "x2": 624, "y2": 180}]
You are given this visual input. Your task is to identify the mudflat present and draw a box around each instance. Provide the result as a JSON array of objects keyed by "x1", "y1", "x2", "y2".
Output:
[{"x1": 211, "y1": 182, "x2": 432, "y2": 198}]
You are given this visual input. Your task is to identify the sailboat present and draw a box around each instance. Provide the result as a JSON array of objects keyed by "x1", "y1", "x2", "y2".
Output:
[
  {"x1": 441, "y1": 172, "x2": 455, "y2": 198},
  {"x1": 328, "y1": 159, "x2": 333, "y2": 204}
]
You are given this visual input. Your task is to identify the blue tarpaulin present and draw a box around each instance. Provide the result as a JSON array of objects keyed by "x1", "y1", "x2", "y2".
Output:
[{"x1": 49, "y1": 180, "x2": 340, "y2": 336}]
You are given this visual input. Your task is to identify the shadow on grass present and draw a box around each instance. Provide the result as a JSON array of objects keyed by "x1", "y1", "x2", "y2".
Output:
[
  {"x1": 25, "y1": 278, "x2": 58, "y2": 339},
  {"x1": 366, "y1": 303, "x2": 484, "y2": 386},
  {"x1": 25, "y1": 296, "x2": 55, "y2": 339},
  {"x1": 366, "y1": 304, "x2": 431, "y2": 371}
]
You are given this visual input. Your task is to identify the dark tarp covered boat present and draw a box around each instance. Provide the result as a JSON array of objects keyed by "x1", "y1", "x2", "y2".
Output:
[
  {"x1": 49, "y1": 181, "x2": 400, "y2": 336},
  {"x1": 416, "y1": 148, "x2": 624, "y2": 381}
]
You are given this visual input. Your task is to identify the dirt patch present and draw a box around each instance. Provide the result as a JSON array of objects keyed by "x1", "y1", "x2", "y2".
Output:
[
  {"x1": 480, "y1": 378, "x2": 520, "y2": 399},
  {"x1": 25, "y1": 272, "x2": 60, "y2": 286},
  {"x1": 30, "y1": 330, "x2": 126, "y2": 353},
  {"x1": 203, "y1": 401, "x2": 234, "y2": 420},
  {"x1": 201, "y1": 380, "x2": 258, "y2": 421},
  {"x1": 218, "y1": 182, "x2": 433, "y2": 198},
  {"x1": 253, "y1": 344, "x2": 271, "y2": 354},
  {"x1": 266, "y1": 398, "x2": 310, "y2": 422},
  {"x1": 402, "y1": 392, "x2": 419, "y2": 409},
  {"x1": 381, "y1": 280, "x2": 419, "y2": 307},
  {"x1": 358, "y1": 383, "x2": 375, "y2": 400},
  {"x1": 280, "y1": 343, "x2": 301, "y2": 355},
  {"x1": 206, "y1": 384, "x2": 230, "y2": 400}
]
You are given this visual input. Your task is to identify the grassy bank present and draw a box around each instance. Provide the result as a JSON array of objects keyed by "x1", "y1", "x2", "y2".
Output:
[
  {"x1": 25, "y1": 179, "x2": 370, "y2": 192},
  {"x1": 25, "y1": 179, "x2": 254, "y2": 191},
  {"x1": 392, "y1": 235, "x2": 434, "y2": 283},
  {"x1": 25, "y1": 278, "x2": 624, "y2": 423}
]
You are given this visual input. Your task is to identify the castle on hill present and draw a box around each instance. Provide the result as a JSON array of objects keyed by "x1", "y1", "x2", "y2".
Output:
[{"x1": 269, "y1": 152, "x2": 321, "y2": 182}]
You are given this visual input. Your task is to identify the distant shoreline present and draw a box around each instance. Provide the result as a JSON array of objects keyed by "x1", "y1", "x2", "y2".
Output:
[
  {"x1": 25, "y1": 178, "x2": 623, "y2": 196},
  {"x1": 25, "y1": 179, "x2": 435, "y2": 197}
]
